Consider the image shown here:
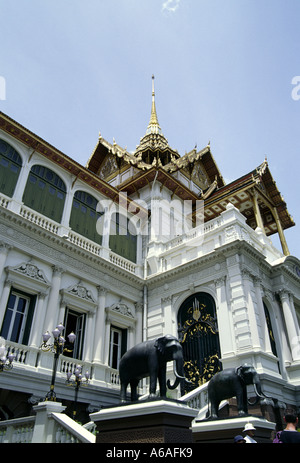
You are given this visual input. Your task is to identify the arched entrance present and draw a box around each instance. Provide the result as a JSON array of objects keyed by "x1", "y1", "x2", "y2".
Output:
[{"x1": 177, "y1": 292, "x2": 222, "y2": 394}]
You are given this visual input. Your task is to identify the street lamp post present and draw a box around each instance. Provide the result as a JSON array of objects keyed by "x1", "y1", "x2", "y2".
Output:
[
  {"x1": 40, "y1": 323, "x2": 76, "y2": 401},
  {"x1": 66, "y1": 365, "x2": 89, "y2": 420},
  {"x1": 0, "y1": 337, "x2": 15, "y2": 372}
]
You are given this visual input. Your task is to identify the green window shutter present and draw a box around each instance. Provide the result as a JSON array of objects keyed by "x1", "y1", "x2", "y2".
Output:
[
  {"x1": 22, "y1": 165, "x2": 66, "y2": 223},
  {"x1": 0, "y1": 139, "x2": 22, "y2": 197},
  {"x1": 109, "y1": 213, "x2": 137, "y2": 263},
  {"x1": 69, "y1": 191, "x2": 102, "y2": 245}
]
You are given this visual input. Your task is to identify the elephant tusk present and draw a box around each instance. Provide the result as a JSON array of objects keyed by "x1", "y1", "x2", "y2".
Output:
[
  {"x1": 248, "y1": 383, "x2": 272, "y2": 405},
  {"x1": 174, "y1": 370, "x2": 187, "y2": 381},
  {"x1": 254, "y1": 382, "x2": 272, "y2": 399}
]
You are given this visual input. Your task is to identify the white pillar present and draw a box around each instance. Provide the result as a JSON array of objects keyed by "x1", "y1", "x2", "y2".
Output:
[
  {"x1": 241, "y1": 269, "x2": 261, "y2": 350},
  {"x1": 103, "y1": 314, "x2": 111, "y2": 366},
  {"x1": 0, "y1": 244, "x2": 11, "y2": 298},
  {"x1": 278, "y1": 289, "x2": 300, "y2": 361},
  {"x1": 128, "y1": 326, "x2": 135, "y2": 350},
  {"x1": 0, "y1": 243, "x2": 11, "y2": 275},
  {"x1": 0, "y1": 279, "x2": 12, "y2": 322},
  {"x1": 59, "y1": 188, "x2": 74, "y2": 235},
  {"x1": 31, "y1": 401, "x2": 66, "y2": 443},
  {"x1": 162, "y1": 295, "x2": 173, "y2": 336},
  {"x1": 253, "y1": 277, "x2": 273, "y2": 354},
  {"x1": 8, "y1": 162, "x2": 31, "y2": 214},
  {"x1": 43, "y1": 266, "x2": 64, "y2": 333},
  {"x1": 135, "y1": 301, "x2": 143, "y2": 345},
  {"x1": 83, "y1": 311, "x2": 95, "y2": 363},
  {"x1": 92, "y1": 286, "x2": 107, "y2": 363},
  {"x1": 214, "y1": 276, "x2": 235, "y2": 359},
  {"x1": 29, "y1": 292, "x2": 48, "y2": 347}
]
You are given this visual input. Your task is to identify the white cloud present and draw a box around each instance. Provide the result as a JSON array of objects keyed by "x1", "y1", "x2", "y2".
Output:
[{"x1": 162, "y1": 0, "x2": 181, "y2": 13}]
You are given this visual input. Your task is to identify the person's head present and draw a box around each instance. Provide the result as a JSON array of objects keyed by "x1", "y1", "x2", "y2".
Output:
[
  {"x1": 284, "y1": 413, "x2": 298, "y2": 425},
  {"x1": 234, "y1": 435, "x2": 246, "y2": 443}
]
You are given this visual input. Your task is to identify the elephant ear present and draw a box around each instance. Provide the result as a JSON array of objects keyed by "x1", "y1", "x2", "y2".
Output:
[{"x1": 154, "y1": 337, "x2": 166, "y2": 355}]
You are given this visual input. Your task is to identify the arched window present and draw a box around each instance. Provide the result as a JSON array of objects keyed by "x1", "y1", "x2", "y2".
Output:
[
  {"x1": 22, "y1": 165, "x2": 66, "y2": 223},
  {"x1": 69, "y1": 190, "x2": 102, "y2": 245},
  {"x1": 178, "y1": 292, "x2": 222, "y2": 394},
  {"x1": 109, "y1": 213, "x2": 137, "y2": 263},
  {"x1": 0, "y1": 139, "x2": 22, "y2": 197}
]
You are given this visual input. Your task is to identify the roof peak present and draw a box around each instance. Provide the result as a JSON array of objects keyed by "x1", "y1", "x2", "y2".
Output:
[{"x1": 145, "y1": 75, "x2": 163, "y2": 136}]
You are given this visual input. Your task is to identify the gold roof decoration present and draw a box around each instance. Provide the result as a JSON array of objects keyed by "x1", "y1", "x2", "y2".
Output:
[
  {"x1": 133, "y1": 75, "x2": 180, "y2": 167},
  {"x1": 86, "y1": 76, "x2": 225, "y2": 192}
]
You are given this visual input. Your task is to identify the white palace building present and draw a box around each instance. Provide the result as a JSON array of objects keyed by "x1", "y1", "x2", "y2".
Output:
[{"x1": 0, "y1": 77, "x2": 299, "y2": 425}]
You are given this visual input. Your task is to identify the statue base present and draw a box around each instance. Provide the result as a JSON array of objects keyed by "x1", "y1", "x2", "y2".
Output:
[
  {"x1": 90, "y1": 398, "x2": 198, "y2": 443},
  {"x1": 192, "y1": 416, "x2": 276, "y2": 443}
]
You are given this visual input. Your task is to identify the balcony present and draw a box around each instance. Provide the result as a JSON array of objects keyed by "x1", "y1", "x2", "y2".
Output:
[
  {"x1": 146, "y1": 202, "x2": 283, "y2": 276},
  {"x1": 4, "y1": 339, "x2": 121, "y2": 406}
]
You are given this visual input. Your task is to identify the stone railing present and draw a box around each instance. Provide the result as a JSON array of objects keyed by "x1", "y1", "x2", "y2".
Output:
[
  {"x1": 180, "y1": 382, "x2": 229, "y2": 420},
  {"x1": 0, "y1": 402, "x2": 95, "y2": 443},
  {"x1": 179, "y1": 382, "x2": 209, "y2": 419},
  {"x1": 0, "y1": 416, "x2": 35, "y2": 443},
  {"x1": 20, "y1": 205, "x2": 60, "y2": 234}
]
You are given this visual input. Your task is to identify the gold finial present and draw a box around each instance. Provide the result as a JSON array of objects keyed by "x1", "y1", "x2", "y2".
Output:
[{"x1": 147, "y1": 75, "x2": 162, "y2": 134}]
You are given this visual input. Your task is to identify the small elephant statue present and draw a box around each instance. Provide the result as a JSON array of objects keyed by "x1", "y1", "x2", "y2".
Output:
[
  {"x1": 207, "y1": 363, "x2": 270, "y2": 419},
  {"x1": 119, "y1": 334, "x2": 189, "y2": 402}
]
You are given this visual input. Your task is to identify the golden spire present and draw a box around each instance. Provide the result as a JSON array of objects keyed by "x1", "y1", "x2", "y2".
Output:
[{"x1": 146, "y1": 75, "x2": 162, "y2": 135}]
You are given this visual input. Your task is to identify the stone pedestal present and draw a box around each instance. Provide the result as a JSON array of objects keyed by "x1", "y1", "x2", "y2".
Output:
[
  {"x1": 31, "y1": 401, "x2": 66, "y2": 443},
  {"x1": 192, "y1": 416, "x2": 276, "y2": 443},
  {"x1": 90, "y1": 399, "x2": 198, "y2": 444}
]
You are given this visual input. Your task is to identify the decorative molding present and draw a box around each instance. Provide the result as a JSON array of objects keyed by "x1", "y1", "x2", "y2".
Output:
[
  {"x1": 66, "y1": 283, "x2": 96, "y2": 303},
  {"x1": 13, "y1": 262, "x2": 49, "y2": 284},
  {"x1": 60, "y1": 283, "x2": 97, "y2": 312},
  {"x1": 107, "y1": 302, "x2": 134, "y2": 319},
  {"x1": 5, "y1": 261, "x2": 50, "y2": 293}
]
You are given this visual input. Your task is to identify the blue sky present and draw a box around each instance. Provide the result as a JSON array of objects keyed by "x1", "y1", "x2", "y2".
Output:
[{"x1": 1, "y1": 0, "x2": 300, "y2": 259}]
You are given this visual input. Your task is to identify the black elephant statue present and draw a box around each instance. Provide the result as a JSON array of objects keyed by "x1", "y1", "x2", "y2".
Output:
[
  {"x1": 119, "y1": 334, "x2": 190, "y2": 402},
  {"x1": 207, "y1": 363, "x2": 270, "y2": 419}
]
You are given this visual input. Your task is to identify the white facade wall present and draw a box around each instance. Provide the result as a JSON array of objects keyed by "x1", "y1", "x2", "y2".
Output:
[{"x1": 0, "y1": 128, "x2": 300, "y2": 415}]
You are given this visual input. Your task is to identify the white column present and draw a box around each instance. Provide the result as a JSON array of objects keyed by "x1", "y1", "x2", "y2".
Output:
[
  {"x1": 92, "y1": 286, "x2": 107, "y2": 363},
  {"x1": 278, "y1": 289, "x2": 300, "y2": 361},
  {"x1": 42, "y1": 266, "x2": 64, "y2": 333},
  {"x1": 0, "y1": 243, "x2": 11, "y2": 275},
  {"x1": 29, "y1": 292, "x2": 48, "y2": 347},
  {"x1": 128, "y1": 326, "x2": 135, "y2": 350},
  {"x1": 0, "y1": 244, "x2": 11, "y2": 297},
  {"x1": 83, "y1": 311, "x2": 95, "y2": 363},
  {"x1": 162, "y1": 295, "x2": 173, "y2": 336},
  {"x1": 242, "y1": 269, "x2": 262, "y2": 349},
  {"x1": 0, "y1": 279, "x2": 12, "y2": 322},
  {"x1": 59, "y1": 188, "x2": 74, "y2": 235},
  {"x1": 251, "y1": 189, "x2": 265, "y2": 233},
  {"x1": 214, "y1": 276, "x2": 235, "y2": 358},
  {"x1": 253, "y1": 277, "x2": 273, "y2": 354},
  {"x1": 103, "y1": 314, "x2": 111, "y2": 366},
  {"x1": 8, "y1": 162, "x2": 31, "y2": 214},
  {"x1": 135, "y1": 301, "x2": 143, "y2": 345}
]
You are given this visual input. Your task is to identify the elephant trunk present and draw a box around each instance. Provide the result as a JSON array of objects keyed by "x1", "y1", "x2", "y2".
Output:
[{"x1": 167, "y1": 357, "x2": 188, "y2": 390}]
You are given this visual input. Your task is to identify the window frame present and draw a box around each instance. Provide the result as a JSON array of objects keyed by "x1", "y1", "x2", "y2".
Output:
[{"x1": 0, "y1": 288, "x2": 36, "y2": 345}]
